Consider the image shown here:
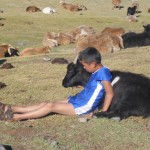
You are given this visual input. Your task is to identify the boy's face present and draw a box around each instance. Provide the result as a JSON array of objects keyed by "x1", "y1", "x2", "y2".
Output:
[{"x1": 80, "y1": 60, "x2": 96, "y2": 73}]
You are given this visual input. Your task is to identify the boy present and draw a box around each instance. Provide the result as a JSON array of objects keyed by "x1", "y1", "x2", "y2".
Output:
[{"x1": 1, "y1": 47, "x2": 114, "y2": 121}]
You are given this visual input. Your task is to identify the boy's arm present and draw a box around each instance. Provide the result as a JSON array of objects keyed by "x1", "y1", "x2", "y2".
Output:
[{"x1": 101, "y1": 81, "x2": 114, "y2": 112}]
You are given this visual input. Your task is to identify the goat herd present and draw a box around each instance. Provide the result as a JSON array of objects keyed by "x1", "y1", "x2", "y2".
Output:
[{"x1": 0, "y1": 0, "x2": 150, "y2": 121}]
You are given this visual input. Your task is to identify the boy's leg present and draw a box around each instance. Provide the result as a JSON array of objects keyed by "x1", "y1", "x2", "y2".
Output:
[
  {"x1": 13, "y1": 101, "x2": 76, "y2": 121},
  {"x1": 12, "y1": 99, "x2": 68, "y2": 114},
  {"x1": 12, "y1": 102, "x2": 47, "y2": 113}
]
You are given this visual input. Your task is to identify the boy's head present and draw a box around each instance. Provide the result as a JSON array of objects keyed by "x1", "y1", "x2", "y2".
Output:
[
  {"x1": 78, "y1": 47, "x2": 102, "y2": 73},
  {"x1": 79, "y1": 47, "x2": 101, "y2": 64}
]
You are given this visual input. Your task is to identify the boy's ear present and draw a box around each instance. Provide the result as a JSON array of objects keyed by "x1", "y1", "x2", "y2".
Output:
[{"x1": 91, "y1": 62, "x2": 97, "y2": 68}]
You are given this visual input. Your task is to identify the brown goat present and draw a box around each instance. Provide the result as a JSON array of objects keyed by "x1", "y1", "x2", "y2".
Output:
[
  {"x1": 42, "y1": 32, "x2": 59, "y2": 47},
  {"x1": 148, "y1": 8, "x2": 150, "y2": 13},
  {"x1": 26, "y1": 6, "x2": 41, "y2": 12},
  {"x1": 55, "y1": 33, "x2": 75, "y2": 45},
  {"x1": 75, "y1": 33, "x2": 124, "y2": 54},
  {"x1": 60, "y1": 1, "x2": 86, "y2": 12},
  {"x1": 0, "y1": 44, "x2": 20, "y2": 58},
  {"x1": 112, "y1": 0, "x2": 121, "y2": 9},
  {"x1": 69, "y1": 25, "x2": 96, "y2": 41},
  {"x1": 101, "y1": 27, "x2": 125, "y2": 37},
  {"x1": 20, "y1": 46, "x2": 51, "y2": 56}
]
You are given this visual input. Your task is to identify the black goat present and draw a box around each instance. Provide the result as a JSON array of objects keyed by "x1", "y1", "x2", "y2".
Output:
[
  {"x1": 127, "y1": 6, "x2": 137, "y2": 15},
  {"x1": 122, "y1": 24, "x2": 150, "y2": 48},
  {"x1": 62, "y1": 61, "x2": 150, "y2": 120}
]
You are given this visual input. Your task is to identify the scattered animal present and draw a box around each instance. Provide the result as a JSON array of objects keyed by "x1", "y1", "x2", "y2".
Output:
[
  {"x1": 0, "y1": 82, "x2": 6, "y2": 89},
  {"x1": 127, "y1": 6, "x2": 137, "y2": 16},
  {"x1": 0, "y1": 23, "x2": 4, "y2": 26},
  {"x1": 0, "y1": 59, "x2": 6, "y2": 65},
  {"x1": 26, "y1": 6, "x2": 41, "y2": 12},
  {"x1": 42, "y1": 7, "x2": 56, "y2": 14},
  {"x1": 0, "y1": 63, "x2": 14, "y2": 69},
  {"x1": 69, "y1": 25, "x2": 96, "y2": 41},
  {"x1": 62, "y1": 60, "x2": 150, "y2": 120},
  {"x1": 75, "y1": 33, "x2": 124, "y2": 54},
  {"x1": 148, "y1": 8, "x2": 150, "y2": 13},
  {"x1": 43, "y1": 25, "x2": 95, "y2": 47},
  {"x1": 0, "y1": 144, "x2": 12, "y2": 150},
  {"x1": 52, "y1": 58, "x2": 69, "y2": 64},
  {"x1": 101, "y1": 27, "x2": 125, "y2": 37},
  {"x1": 127, "y1": 15, "x2": 138, "y2": 22},
  {"x1": 112, "y1": 0, "x2": 121, "y2": 9},
  {"x1": 0, "y1": 44, "x2": 20, "y2": 58},
  {"x1": 43, "y1": 32, "x2": 59, "y2": 47},
  {"x1": 60, "y1": 1, "x2": 87, "y2": 12},
  {"x1": 20, "y1": 46, "x2": 51, "y2": 56},
  {"x1": 55, "y1": 33, "x2": 75, "y2": 45},
  {"x1": 132, "y1": 0, "x2": 139, "y2": 13},
  {"x1": 122, "y1": 24, "x2": 150, "y2": 48}
]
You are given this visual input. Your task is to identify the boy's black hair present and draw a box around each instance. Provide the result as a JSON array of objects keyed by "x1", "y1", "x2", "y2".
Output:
[{"x1": 78, "y1": 47, "x2": 101, "y2": 64}]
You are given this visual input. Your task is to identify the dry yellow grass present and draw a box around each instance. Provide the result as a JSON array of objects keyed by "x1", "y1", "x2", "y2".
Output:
[{"x1": 0, "y1": 0, "x2": 150, "y2": 150}]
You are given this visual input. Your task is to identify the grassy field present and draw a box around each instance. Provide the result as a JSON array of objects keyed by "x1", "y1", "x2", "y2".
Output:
[{"x1": 0, "y1": 0, "x2": 150, "y2": 150}]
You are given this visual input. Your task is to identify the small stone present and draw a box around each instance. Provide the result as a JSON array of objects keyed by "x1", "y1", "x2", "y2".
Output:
[
  {"x1": 50, "y1": 141, "x2": 58, "y2": 147},
  {"x1": 78, "y1": 117, "x2": 88, "y2": 123},
  {"x1": 111, "y1": 117, "x2": 121, "y2": 121},
  {"x1": 43, "y1": 56, "x2": 51, "y2": 61},
  {"x1": 93, "y1": 115, "x2": 98, "y2": 119}
]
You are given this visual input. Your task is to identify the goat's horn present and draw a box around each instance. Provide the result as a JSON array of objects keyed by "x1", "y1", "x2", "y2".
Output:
[
  {"x1": 8, "y1": 48, "x2": 11, "y2": 55},
  {"x1": 73, "y1": 54, "x2": 79, "y2": 64}
]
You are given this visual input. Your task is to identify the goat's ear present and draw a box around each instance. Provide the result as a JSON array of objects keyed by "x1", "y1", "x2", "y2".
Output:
[{"x1": 7, "y1": 48, "x2": 12, "y2": 55}]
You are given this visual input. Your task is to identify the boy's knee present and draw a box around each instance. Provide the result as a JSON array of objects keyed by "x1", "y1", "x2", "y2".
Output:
[{"x1": 46, "y1": 103, "x2": 54, "y2": 109}]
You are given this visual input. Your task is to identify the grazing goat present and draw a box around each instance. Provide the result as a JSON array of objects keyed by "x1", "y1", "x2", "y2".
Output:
[
  {"x1": 75, "y1": 33, "x2": 124, "y2": 54},
  {"x1": 43, "y1": 32, "x2": 74, "y2": 46},
  {"x1": 112, "y1": 0, "x2": 121, "y2": 9},
  {"x1": 26, "y1": 6, "x2": 41, "y2": 12},
  {"x1": 127, "y1": 6, "x2": 137, "y2": 16},
  {"x1": 55, "y1": 33, "x2": 75, "y2": 45},
  {"x1": 101, "y1": 27, "x2": 125, "y2": 37},
  {"x1": 0, "y1": 44, "x2": 20, "y2": 58},
  {"x1": 69, "y1": 25, "x2": 95, "y2": 41},
  {"x1": 20, "y1": 46, "x2": 51, "y2": 56},
  {"x1": 122, "y1": 24, "x2": 150, "y2": 48},
  {"x1": 42, "y1": 7, "x2": 56, "y2": 14},
  {"x1": 43, "y1": 32, "x2": 59, "y2": 47},
  {"x1": 60, "y1": 1, "x2": 86, "y2": 12},
  {"x1": 62, "y1": 60, "x2": 150, "y2": 120}
]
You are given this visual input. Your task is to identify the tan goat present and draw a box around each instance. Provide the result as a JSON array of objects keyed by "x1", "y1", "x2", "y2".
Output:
[
  {"x1": 42, "y1": 32, "x2": 59, "y2": 47},
  {"x1": 75, "y1": 33, "x2": 124, "y2": 54},
  {"x1": 20, "y1": 46, "x2": 51, "y2": 56},
  {"x1": 112, "y1": 0, "x2": 121, "y2": 9},
  {"x1": 26, "y1": 6, "x2": 41, "y2": 12},
  {"x1": 60, "y1": 1, "x2": 86, "y2": 12},
  {"x1": 0, "y1": 44, "x2": 20, "y2": 58},
  {"x1": 101, "y1": 27, "x2": 125, "y2": 37},
  {"x1": 55, "y1": 33, "x2": 75, "y2": 45},
  {"x1": 69, "y1": 25, "x2": 96, "y2": 41}
]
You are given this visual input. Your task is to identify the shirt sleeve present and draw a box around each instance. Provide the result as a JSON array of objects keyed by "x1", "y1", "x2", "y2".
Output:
[{"x1": 97, "y1": 67, "x2": 112, "y2": 82}]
